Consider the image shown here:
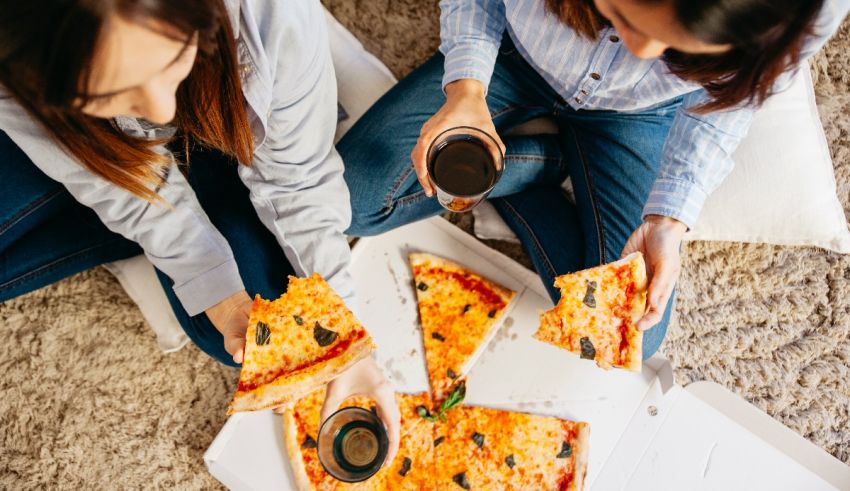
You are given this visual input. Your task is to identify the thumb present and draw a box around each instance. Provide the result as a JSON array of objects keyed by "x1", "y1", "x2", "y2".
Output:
[
  {"x1": 320, "y1": 383, "x2": 350, "y2": 424},
  {"x1": 637, "y1": 258, "x2": 678, "y2": 331}
]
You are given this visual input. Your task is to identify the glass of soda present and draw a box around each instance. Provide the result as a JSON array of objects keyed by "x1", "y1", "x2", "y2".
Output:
[
  {"x1": 426, "y1": 126, "x2": 504, "y2": 212},
  {"x1": 317, "y1": 406, "x2": 389, "y2": 483}
]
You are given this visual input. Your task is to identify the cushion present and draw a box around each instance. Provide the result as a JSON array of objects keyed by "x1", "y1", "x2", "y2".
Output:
[{"x1": 472, "y1": 65, "x2": 850, "y2": 253}]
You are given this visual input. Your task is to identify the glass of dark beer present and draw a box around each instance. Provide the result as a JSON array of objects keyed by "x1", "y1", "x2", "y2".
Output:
[
  {"x1": 317, "y1": 406, "x2": 389, "y2": 483},
  {"x1": 426, "y1": 126, "x2": 504, "y2": 212}
]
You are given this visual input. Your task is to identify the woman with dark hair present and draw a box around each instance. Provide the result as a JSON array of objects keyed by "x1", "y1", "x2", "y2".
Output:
[
  {"x1": 340, "y1": 0, "x2": 849, "y2": 359},
  {"x1": 0, "y1": 0, "x2": 400, "y2": 457}
]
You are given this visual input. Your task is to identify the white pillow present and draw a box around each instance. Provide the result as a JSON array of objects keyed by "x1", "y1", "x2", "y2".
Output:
[
  {"x1": 472, "y1": 66, "x2": 850, "y2": 253},
  {"x1": 685, "y1": 66, "x2": 850, "y2": 251}
]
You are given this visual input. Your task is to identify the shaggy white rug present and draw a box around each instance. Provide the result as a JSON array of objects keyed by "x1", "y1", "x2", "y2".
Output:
[{"x1": 1, "y1": 2, "x2": 847, "y2": 488}]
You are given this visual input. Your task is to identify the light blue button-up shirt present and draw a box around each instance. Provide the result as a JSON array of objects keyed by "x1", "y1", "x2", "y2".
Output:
[
  {"x1": 439, "y1": 0, "x2": 849, "y2": 227},
  {"x1": 0, "y1": 0, "x2": 355, "y2": 315}
]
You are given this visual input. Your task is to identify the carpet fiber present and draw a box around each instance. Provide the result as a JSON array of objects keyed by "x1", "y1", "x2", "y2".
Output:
[{"x1": 1, "y1": 1, "x2": 848, "y2": 488}]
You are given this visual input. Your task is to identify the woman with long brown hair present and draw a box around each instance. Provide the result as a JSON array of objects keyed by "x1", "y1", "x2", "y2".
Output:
[
  {"x1": 340, "y1": 0, "x2": 849, "y2": 359},
  {"x1": 0, "y1": 0, "x2": 400, "y2": 457}
]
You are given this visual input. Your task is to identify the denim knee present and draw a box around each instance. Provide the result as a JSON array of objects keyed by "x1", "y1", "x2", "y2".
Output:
[{"x1": 642, "y1": 293, "x2": 675, "y2": 360}]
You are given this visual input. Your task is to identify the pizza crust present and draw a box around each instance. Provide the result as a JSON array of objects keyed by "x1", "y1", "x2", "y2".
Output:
[
  {"x1": 569, "y1": 423, "x2": 591, "y2": 491},
  {"x1": 283, "y1": 408, "x2": 315, "y2": 491},
  {"x1": 228, "y1": 336, "x2": 373, "y2": 414}
]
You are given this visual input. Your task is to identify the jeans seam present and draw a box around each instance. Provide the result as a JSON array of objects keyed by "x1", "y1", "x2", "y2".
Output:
[
  {"x1": 0, "y1": 189, "x2": 64, "y2": 236},
  {"x1": 497, "y1": 199, "x2": 558, "y2": 279},
  {"x1": 491, "y1": 104, "x2": 545, "y2": 119},
  {"x1": 509, "y1": 155, "x2": 562, "y2": 163},
  {"x1": 568, "y1": 126, "x2": 608, "y2": 264},
  {"x1": 384, "y1": 166, "x2": 415, "y2": 210},
  {"x1": 0, "y1": 242, "x2": 110, "y2": 292},
  {"x1": 394, "y1": 190, "x2": 430, "y2": 208}
]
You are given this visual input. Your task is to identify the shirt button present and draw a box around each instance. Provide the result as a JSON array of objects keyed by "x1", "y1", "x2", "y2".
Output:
[
  {"x1": 574, "y1": 97, "x2": 582, "y2": 104},
  {"x1": 609, "y1": 34, "x2": 620, "y2": 43},
  {"x1": 240, "y1": 63, "x2": 252, "y2": 77},
  {"x1": 590, "y1": 72, "x2": 601, "y2": 80},
  {"x1": 580, "y1": 89, "x2": 589, "y2": 96}
]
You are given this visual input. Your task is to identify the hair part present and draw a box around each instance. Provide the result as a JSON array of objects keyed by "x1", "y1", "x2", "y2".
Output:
[
  {"x1": 543, "y1": 0, "x2": 824, "y2": 112},
  {"x1": 0, "y1": 0, "x2": 253, "y2": 201}
]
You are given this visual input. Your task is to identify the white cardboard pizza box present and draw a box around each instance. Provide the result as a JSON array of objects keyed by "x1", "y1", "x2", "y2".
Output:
[{"x1": 204, "y1": 218, "x2": 850, "y2": 491}]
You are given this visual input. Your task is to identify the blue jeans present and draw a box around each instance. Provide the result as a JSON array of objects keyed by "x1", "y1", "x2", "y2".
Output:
[
  {"x1": 339, "y1": 38, "x2": 677, "y2": 359},
  {"x1": 0, "y1": 137, "x2": 294, "y2": 367}
]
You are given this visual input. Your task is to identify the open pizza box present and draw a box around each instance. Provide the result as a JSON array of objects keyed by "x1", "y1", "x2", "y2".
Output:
[{"x1": 204, "y1": 217, "x2": 850, "y2": 490}]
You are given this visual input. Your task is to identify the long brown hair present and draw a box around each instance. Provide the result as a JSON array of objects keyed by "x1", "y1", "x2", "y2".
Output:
[
  {"x1": 544, "y1": 0, "x2": 824, "y2": 112},
  {"x1": 0, "y1": 0, "x2": 253, "y2": 201}
]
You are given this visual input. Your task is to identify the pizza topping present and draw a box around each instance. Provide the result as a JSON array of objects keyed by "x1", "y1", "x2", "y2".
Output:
[
  {"x1": 417, "y1": 281, "x2": 429, "y2": 291},
  {"x1": 582, "y1": 281, "x2": 597, "y2": 308},
  {"x1": 434, "y1": 436, "x2": 445, "y2": 447},
  {"x1": 417, "y1": 405, "x2": 437, "y2": 422},
  {"x1": 556, "y1": 441, "x2": 573, "y2": 458},
  {"x1": 313, "y1": 322, "x2": 338, "y2": 347},
  {"x1": 471, "y1": 432, "x2": 485, "y2": 449},
  {"x1": 447, "y1": 368, "x2": 458, "y2": 379},
  {"x1": 432, "y1": 332, "x2": 446, "y2": 342},
  {"x1": 505, "y1": 454, "x2": 516, "y2": 468},
  {"x1": 302, "y1": 435, "x2": 318, "y2": 449},
  {"x1": 437, "y1": 381, "x2": 466, "y2": 421},
  {"x1": 462, "y1": 304, "x2": 471, "y2": 314},
  {"x1": 399, "y1": 457, "x2": 412, "y2": 477},
  {"x1": 452, "y1": 471, "x2": 471, "y2": 490},
  {"x1": 293, "y1": 315, "x2": 304, "y2": 326},
  {"x1": 579, "y1": 337, "x2": 596, "y2": 360},
  {"x1": 417, "y1": 267, "x2": 507, "y2": 310},
  {"x1": 487, "y1": 309, "x2": 497, "y2": 318},
  {"x1": 255, "y1": 322, "x2": 271, "y2": 346}
]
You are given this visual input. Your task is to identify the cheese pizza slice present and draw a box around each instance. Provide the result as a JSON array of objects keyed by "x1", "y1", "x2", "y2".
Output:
[
  {"x1": 409, "y1": 253, "x2": 516, "y2": 403},
  {"x1": 283, "y1": 390, "x2": 435, "y2": 491},
  {"x1": 535, "y1": 252, "x2": 647, "y2": 371},
  {"x1": 432, "y1": 405, "x2": 590, "y2": 490},
  {"x1": 228, "y1": 274, "x2": 375, "y2": 414}
]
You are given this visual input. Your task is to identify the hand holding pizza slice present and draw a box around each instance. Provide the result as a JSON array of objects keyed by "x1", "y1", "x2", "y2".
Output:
[
  {"x1": 228, "y1": 274, "x2": 377, "y2": 414},
  {"x1": 535, "y1": 252, "x2": 648, "y2": 371}
]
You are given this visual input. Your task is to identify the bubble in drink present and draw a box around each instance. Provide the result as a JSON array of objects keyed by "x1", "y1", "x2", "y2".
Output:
[{"x1": 338, "y1": 425, "x2": 379, "y2": 468}]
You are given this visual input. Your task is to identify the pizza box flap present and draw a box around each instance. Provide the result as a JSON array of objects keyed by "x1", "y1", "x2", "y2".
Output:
[{"x1": 205, "y1": 217, "x2": 848, "y2": 490}]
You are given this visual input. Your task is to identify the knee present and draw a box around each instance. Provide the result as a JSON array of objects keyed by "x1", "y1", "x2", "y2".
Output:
[{"x1": 641, "y1": 294, "x2": 675, "y2": 360}]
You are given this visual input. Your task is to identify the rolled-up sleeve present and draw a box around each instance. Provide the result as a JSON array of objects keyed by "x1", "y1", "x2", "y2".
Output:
[
  {"x1": 0, "y1": 97, "x2": 244, "y2": 316},
  {"x1": 643, "y1": 89, "x2": 755, "y2": 228},
  {"x1": 439, "y1": 0, "x2": 507, "y2": 92}
]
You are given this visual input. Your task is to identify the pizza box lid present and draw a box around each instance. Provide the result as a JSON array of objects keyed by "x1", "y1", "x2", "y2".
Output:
[{"x1": 204, "y1": 217, "x2": 850, "y2": 490}]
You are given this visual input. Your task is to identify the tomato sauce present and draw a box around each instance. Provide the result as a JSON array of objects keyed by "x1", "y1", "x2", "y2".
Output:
[
  {"x1": 415, "y1": 266, "x2": 506, "y2": 309},
  {"x1": 238, "y1": 330, "x2": 367, "y2": 392}
]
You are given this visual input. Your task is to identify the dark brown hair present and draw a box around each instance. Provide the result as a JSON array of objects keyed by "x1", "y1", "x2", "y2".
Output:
[
  {"x1": 0, "y1": 0, "x2": 253, "y2": 201},
  {"x1": 544, "y1": 0, "x2": 824, "y2": 112}
]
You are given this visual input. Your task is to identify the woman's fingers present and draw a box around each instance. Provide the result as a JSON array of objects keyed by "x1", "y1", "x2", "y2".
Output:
[
  {"x1": 410, "y1": 133, "x2": 434, "y2": 196},
  {"x1": 637, "y1": 257, "x2": 679, "y2": 331},
  {"x1": 372, "y1": 385, "x2": 401, "y2": 466}
]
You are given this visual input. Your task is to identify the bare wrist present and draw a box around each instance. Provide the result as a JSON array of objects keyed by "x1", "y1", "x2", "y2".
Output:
[
  {"x1": 645, "y1": 215, "x2": 688, "y2": 237},
  {"x1": 445, "y1": 79, "x2": 486, "y2": 101}
]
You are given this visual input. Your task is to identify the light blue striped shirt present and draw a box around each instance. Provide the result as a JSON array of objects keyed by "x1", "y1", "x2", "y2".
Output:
[{"x1": 439, "y1": 0, "x2": 849, "y2": 227}]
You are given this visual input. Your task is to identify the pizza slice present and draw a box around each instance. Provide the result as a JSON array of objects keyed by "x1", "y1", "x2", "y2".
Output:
[
  {"x1": 409, "y1": 253, "x2": 516, "y2": 403},
  {"x1": 535, "y1": 252, "x2": 647, "y2": 371},
  {"x1": 283, "y1": 390, "x2": 435, "y2": 491},
  {"x1": 432, "y1": 405, "x2": 590, "y2": 490},
  {"x1": 228, "y1": 274, "x2": 376, "y2": 414}
]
